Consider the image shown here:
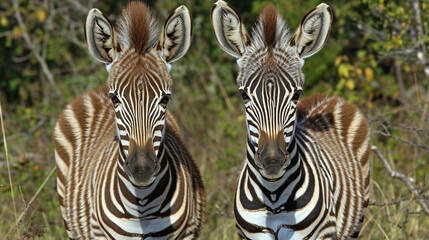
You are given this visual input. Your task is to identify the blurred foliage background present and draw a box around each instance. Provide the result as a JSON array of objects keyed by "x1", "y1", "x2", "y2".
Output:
[{"x1": 1, "y1": 0, "x2": 429, "y2": 239}]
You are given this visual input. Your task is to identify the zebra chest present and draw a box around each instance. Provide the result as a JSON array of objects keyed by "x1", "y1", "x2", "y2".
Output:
[
  {"x1": 236, "y1": 199, "x2": 324, "y2": 240},
  {"x1": 90, "y1": 191, "x2": 190, "y2": 239},
  {"x1": 92, "y1": 213, "x2": 185, "y2": 239},
  {"x1": 235, "y1": 163, "x2": 334, "y2": 239},
  {"x1": 89, "y1": 165, "x2": 191, "y2": 239}
]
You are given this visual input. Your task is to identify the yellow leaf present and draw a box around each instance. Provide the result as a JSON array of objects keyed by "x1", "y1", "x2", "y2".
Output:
[
  {"x1": 35, "y1": 9, "x2": 46, "y2": 23},
  {"x1": 379, "y1": 0, "x2": 385, "y2": 10},
  {"x1": 0, "y1": 16, "x2": 7, "y2": 27},
  {"x1": 403, "y1": 64, "x2": 410, "y2": 73},
  {"x1": 12, "y1": 26, "x2": 22, "y2": 39},
  {"x1": 364, "y1": 67, "x2": 374, "y2": 82},
  {"x1": 334, "y1": 56, "x2": 342, "y2": 67},
  {"x1": 356, "y1": 68, "x2": 363, "y2": 75},
  {"x1": 336, "y1": 78, "x2": 346, "y2": 91},
  {"x1": 345, "y1": 79, "x2": 355, "y2": 90},
  {"x1": 338, "y1": 64, "x2": 350, "y2": 78}
]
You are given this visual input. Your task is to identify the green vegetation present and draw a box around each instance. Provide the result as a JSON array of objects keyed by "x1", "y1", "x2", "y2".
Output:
[{"x1": 1, "y1": 0, "x2": 428, "y2": 239}]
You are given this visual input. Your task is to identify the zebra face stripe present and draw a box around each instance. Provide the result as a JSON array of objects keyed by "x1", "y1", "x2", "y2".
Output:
[
  {"x1": 238, "y1": 46, "x2": 303, "y2": 180},
  {"x1": 107, "y1": 49, "x2": 172, "y2": 187}
]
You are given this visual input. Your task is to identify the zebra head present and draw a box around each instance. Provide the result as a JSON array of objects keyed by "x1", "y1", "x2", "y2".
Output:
[
  {"x1": 84, "y1": 2, "x2": 192, "y2": 187},
  {"x1": 211, "y1": 1, "x2": 332, "y2": 180}
]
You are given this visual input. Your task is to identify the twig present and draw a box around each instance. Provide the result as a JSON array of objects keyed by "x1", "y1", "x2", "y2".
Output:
[
  {"x1": 387, "y1": 123, "x2": 429, "y2": 135},
  {"x1": 0, "y1": 100, "x2": 19, "y2": 238},
  {"x1": 409, "y1": 0, "x2": 428, "y2": 73},
  {"x1": 28, "y1": 116, "x2": 47, "y2": 135},
  {"x1": 66, "y1": 0, "x2": 90, "y2": 14},
  {"x1": 12, "y1": 53, "x2": 34, "y2": 63},
  {"x1": 18, "y1": 185, "x2": 28, "y2": 230},
  {"x1": 41, "y1": 0, "x2": 56, "y2": 61},
  {"x1": 371, "y1": 145, "x2": 429, "y2": 216},
  {"x1": 373, "y1": 119, "x2": 429, "y2": 152},
  {"x1": 357, "y1": 20, "x2": 386, "y2": 42},
  {"x1": 409, "y1": 0, "x2": 429, "y2": 120},
  {"x1": 369, "y1": 195, "x2": 429, "y2": 207},
  {"x1": 0, "y1": 30, "x2": 13, "y2": 38},
  {"x1": 407, "y1": 210, "x2": 427, "y2": 215},
  {"x1": 12, "y1": 0, "x2": 59, "y2": 95},
  {"x1": 375, "y1": 130, "x2": 429, "y2": 152},
  {"x1": 394, "y1": 61, "x2": 410, "y2": 106}
]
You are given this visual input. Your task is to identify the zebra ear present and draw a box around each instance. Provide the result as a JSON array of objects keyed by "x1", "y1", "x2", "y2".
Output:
[
  {"x1": 158, "y1": 5, "x2": 192, "y2": 64},
  {"x1": 291, "y1": 3, "x2": 332, "y2": 60},
  {"x1": 211, "y1": 0, "x2": 250, "y2": 59},
  {"x1": 85, "y1": 8, "x2": 119, "y2": 64}
]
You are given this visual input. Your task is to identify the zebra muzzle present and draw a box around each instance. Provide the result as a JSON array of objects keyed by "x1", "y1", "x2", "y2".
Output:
[
  {"x1": 256, "y1": 152, "x2": 291, "y2": 180},
  {"x1": 256, "y1": 131, "x2": 291, "y2": 180},
  {"x1": 124, "y1": 139, "x2": 160, "y2": 187}
]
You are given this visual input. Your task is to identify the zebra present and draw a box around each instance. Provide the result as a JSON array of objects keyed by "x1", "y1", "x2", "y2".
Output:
[
  {"x1": 211, "y1": 1, "x2": 370, "y2": 239},
  {"x1": 53, "y1": 2, "x2": 206, "y2": 239}
]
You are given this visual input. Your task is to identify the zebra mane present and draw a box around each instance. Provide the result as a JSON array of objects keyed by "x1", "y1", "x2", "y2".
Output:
[
  {"x1": 252, "y1": 4, "x2": 291, "y2": 50},
  {"x1": 116, "y1": 2, "x2": 159, "y2": 54}
]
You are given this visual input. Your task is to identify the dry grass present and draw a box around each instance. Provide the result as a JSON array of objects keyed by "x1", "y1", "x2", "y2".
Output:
[{"x1": 1, "y1": 100, "x2": 20, "y2": 239}]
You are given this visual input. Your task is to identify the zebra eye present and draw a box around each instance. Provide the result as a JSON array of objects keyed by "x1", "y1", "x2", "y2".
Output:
[
  {"x1": 109, "y1": 93, "x2": 121, "y2": 108},
  {"x1": 160, "y1": 95, "x2": 170, "y2": 106},
  {"x1": 292, "y1": 90, "x2": 303, "y2": 101},
  {"x1": 239, "y1": 90, "x2": 250, "y2": 102}
]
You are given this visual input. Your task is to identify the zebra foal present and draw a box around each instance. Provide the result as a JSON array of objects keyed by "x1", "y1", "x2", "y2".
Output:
[
  {"x1": 54, "y1": 2, "x2": 205, "y2": 239},
  {"x1": 211, "y1": 1, "x2": 370, "y2": 239}
]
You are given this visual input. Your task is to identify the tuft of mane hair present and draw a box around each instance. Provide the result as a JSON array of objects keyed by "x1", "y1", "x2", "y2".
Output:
[
  {"x1": 252, "y1": 4, "x2": 291, "y2": 50},
  {"x1": 260, "y1": 4, "x2": 277, "y2": 49},
  {"x1": 115, "y1": 1, "x2": 159, "y2": 54}
]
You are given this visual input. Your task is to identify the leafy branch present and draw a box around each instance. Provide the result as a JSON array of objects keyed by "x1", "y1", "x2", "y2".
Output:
[{"x1": 12, "y1": 0, "x2": 59, "y2": 95}]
